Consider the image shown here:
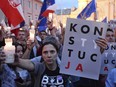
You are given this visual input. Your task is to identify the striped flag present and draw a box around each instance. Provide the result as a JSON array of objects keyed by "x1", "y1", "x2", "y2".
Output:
[
  {"x1": 0, "y1": 0, "x2": 25, "y2": 27},
  {"x1": 38, "y1": 0, "x2": 55, "y2": 31}
]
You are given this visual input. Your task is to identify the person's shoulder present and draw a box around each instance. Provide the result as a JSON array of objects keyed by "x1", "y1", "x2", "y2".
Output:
[
  {"x1": 3, "y1": 64, "x2": 9, "y2": 69},
  {"x1": 111, "y1": 68, "x2": 116, "y2": 73},
  {"x1": 108, "y1": 68, "x2": 116, "y2": 77},
  {"x1": 31, "y1": 56, "x2": 42, "y2": 62}
]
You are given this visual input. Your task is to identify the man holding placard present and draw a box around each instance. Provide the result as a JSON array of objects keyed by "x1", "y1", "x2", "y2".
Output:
[{"x1": 100, "y1": 28, "x2": 116, "y2": 87}]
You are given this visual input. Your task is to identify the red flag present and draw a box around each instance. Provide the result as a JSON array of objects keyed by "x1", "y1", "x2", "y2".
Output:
[
  {"x1": 0, "y1": 0, "x2": 24, "y2": 27},
  {"x1": 11, "y1": 28, "x2": 19, "y2": 36}
]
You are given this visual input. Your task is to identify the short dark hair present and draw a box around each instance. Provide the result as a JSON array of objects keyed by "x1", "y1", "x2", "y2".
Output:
[
  {"x1": 41, "y1": 36, "x2": 59, "y2": 53},
  {"x1": 107, "y1": 28, "x2": 114, "y2": 32}
]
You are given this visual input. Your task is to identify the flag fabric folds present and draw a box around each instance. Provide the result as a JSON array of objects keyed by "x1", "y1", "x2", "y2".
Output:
[
  {"x1": 0, "y1": 0, "x2": 25, "y2": 36},
  {"x1": 102, "y1": 17, "x2": 107, "y2": 23},
  {"x1": 38, "y1": 0, "x2": 55, "y2": 31},
  {"x1": 77, "y1": 0, "x2": 96, "y2": 19},
  {"x1": 11, "y1": 21, "x2": 25, "y2": 36},
  {"x1": 0, "y1": 0, "x2": 25, "y2": 27},
  {"x1": 41, "y1": 4, "x2": 57, "y2": 17},
  {"x1": 38, "y1": 26, "x2": 47, "y2": 32}
]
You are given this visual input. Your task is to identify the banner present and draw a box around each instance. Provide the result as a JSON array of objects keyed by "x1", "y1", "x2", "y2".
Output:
[
  {"x1": 0, "y1": 0, "x2": 24, "y2": 27},
  {"x1": 100, "y1": 43, "x2": 116, "y2": 74},
  {"x1": 77, "y1": 0, "x2": 96, "y2": 19},
  {"x1": 60, "y1": 18, "x2": 108, "y2": 80},
  {"x1": 38, "y1": 0, "x2": 55, "y2": 31}
]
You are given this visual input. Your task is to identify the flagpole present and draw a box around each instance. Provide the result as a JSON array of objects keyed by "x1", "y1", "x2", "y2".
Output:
[
  {"x1": 82, "y1": 1, "x2": 90, "y2": 19},
  {"x1": 94, "y1": 0, "x2": 97, "y2": 21},
  {"x1": 61, "y1": 9, "x2": 63, "y2": 22},
  {"x1": 55, "y1": 15, "x2": 59, "y2": 28},
  {"x1": 82, "y1": 0, "x2": 95, "y2": 19}
]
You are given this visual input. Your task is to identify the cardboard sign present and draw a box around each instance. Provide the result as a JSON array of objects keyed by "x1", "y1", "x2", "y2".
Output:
[
  {"x1": 100, "y1": 43, "x2": 116, "y2": 74},
  {"x1": 60, "y1": 18, "x2": 108, "y2": 80}
]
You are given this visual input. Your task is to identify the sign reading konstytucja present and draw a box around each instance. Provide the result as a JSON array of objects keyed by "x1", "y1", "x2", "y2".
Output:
[{"x1": 60, "y1": 18, "x2": 108, "y2": 80}]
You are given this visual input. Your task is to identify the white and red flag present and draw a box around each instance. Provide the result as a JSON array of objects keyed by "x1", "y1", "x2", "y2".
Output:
[
  {"x1": 0, "y1": 0, "x2": 25, "y2": 27},
  {"x1": 41, "y1": 4, "x2": 57, "y2": 17}
]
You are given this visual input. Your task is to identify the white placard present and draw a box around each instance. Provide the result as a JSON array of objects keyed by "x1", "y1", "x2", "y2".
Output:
[
  {"x1": 100, "y1": 42, "x2": 116, "y2": 74},
  {"x1": 60, "y1": 18, "x2": 108, "y2": 80}
]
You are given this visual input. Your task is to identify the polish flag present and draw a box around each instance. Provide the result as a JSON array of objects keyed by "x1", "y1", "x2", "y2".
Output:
[
  {"x1": 0, "y1": 0, "x2": 25, "y2": 27},
  {"x1": 41, "y1": 4, "x2": 57, "y2": 17}
]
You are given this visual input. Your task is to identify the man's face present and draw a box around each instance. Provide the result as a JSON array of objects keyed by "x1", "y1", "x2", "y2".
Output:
[
  {"x1": 17, "y1": 31, "x2": 25, "y2": 41},
  {"x1": 42, "y1": 44, "x2": 57, "y2": 65},
  {"x1": 105, "y1": 31, "x2": 115, "y2": 42},
  {"x1": 40, "y1": 31, "x2": 47, "y2": 40}
]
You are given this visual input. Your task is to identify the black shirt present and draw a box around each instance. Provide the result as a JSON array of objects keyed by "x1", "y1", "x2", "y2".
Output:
[
  {"x1": 40, "y1": 65, "x2": 67, "y2": 87},
  {"x1": 0, "y1": 38, "x2": 5, "y2": 48}
]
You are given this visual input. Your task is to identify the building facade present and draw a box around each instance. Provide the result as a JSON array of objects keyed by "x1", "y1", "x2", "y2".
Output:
[{"x1": 20, "y1": 0, "x2": 42, "y2": 25}]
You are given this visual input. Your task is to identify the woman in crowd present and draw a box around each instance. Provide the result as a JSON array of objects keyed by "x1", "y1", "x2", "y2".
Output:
[
  {"x1": 14, "y1": 44, "x2": 32, "y2": 87},
  {"x1": 0, "y1": 43, "x2": 31, "y2": 87}
]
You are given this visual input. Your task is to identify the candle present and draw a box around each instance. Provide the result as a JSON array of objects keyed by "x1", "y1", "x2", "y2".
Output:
[
  {"x1": 30, "y1": 28, "x2": 35, "y2": 42},
  {"x1": 4, "y1": 38, "x2": 15, "y2": 63}
]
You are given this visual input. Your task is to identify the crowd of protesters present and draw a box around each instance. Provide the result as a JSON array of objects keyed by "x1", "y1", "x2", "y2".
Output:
[{"x1": 0, "y1": 18, "x2": 115, "y2": 87}]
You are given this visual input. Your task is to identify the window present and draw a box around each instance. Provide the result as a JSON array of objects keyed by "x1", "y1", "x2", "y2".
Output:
[
  {"x1": 35, "y1": 16, "x2": 38, "y2": 20},
  {"x1": 28, "y1": 16, "x2": 31, "y2": 24},
  {"x1": 20, "y1": 0, "x2": 23, "y2": 7},
  {"x1": 35, "y1": 3, "x2": 38, "y2": 10},
  {"x1": 20, "y1": 0, "x2": 22, "y2": 4},
  {"x1": 28, "y1": 1, "x2": 31, "y2": 8}
]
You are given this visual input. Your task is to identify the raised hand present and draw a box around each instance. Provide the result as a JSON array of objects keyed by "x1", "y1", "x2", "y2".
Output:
[{"x1": 95, "y1": 37, "x2": 108, "y2": 53}]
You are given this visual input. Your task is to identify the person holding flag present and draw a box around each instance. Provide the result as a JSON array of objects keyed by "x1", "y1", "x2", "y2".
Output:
[{"x1": 38, "y1": 0, "x2": 55, "y2": 31}]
